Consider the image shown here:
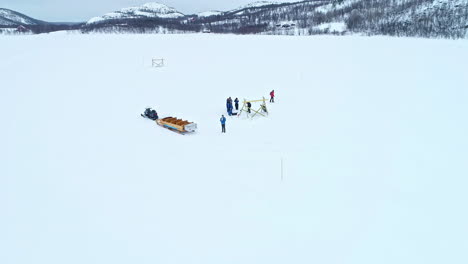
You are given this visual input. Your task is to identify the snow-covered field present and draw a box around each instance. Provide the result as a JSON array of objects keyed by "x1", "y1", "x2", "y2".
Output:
[{"x1": 1, "y1": 33, "x2": 468, "y2": 264}]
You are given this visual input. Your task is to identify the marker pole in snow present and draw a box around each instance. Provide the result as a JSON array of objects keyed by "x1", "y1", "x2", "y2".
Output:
[{"x1": 281, "y1": 157, "x2": 284, "y2": 181}]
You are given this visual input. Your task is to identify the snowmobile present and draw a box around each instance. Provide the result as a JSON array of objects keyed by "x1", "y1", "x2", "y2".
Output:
[{"x1": 141, "y1": 108, "x2": 159, "y2": 120}]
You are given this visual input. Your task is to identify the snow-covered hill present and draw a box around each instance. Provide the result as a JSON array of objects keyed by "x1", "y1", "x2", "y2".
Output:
[
  {"x1": 378, "y1": 0, "x2": 468, "y2": 30},
  {"x1": 81, "y1": 0, "x2": 468, "y2": 38},
  {"x1": 322, "y1": 0, "x2": 468, "y2": 38},
  {"x1": 2, "y1": 32, "x2": 468, "y2": 264},
  {"x1": 87, "y1": 2, "x2": 184, "y2": 24},
  {"x1": 0, "y1": 8, "x2": 44, "y2": 27},
  {"x1": 87, "y1": 1, "x2": 283, "y2": 23}
]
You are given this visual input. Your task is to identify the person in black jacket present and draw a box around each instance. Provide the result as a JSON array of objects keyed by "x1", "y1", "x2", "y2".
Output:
[
  {"x1": 234, "y1": 98, "x2": 239, "y2": 110},
  {"x1": 151, "y1": 110, "x2": 159, "y2": 120},
  {"x1": 247, "y1": 102, "x2": 252, "y2": 113},
  {"x1": 226, "y1": 98, "x2": 232, "y2": 114},
  {"x1": 144, "y1": 108, "x2": 152, "y2": 117}
]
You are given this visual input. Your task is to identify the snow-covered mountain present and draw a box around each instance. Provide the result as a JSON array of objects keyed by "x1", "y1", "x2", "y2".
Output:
[
  {"x1": 87, "y1": 2, "x2": 184, "y2": 24},
  {"x1": 0, "y1": 8, "x2": 45, "y2": 27},
  {"x1": 87, "y1": 1, "x2": 286, "y2": 22}
]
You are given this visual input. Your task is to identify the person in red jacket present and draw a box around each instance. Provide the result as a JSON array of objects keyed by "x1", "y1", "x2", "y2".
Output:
[{"x1": 270, "y1": 90, "x2": 275, "y2": 103}]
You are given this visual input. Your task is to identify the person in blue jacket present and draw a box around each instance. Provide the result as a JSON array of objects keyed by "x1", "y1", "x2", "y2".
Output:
[{"x1": 220, "y1": 115, "x2": 226, "y2": 133}]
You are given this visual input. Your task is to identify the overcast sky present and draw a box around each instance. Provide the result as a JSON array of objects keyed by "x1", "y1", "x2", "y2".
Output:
[{"x1": 1, "y1": 0, "x2": 297, "y2": 22}]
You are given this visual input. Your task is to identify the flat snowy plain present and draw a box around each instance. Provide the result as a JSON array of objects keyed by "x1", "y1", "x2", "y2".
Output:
[{"x1": 1, "y1": 33, "x2": 468, "y2": 264}]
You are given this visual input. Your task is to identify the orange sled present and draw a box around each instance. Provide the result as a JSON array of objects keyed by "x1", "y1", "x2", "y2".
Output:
[{"x1": 156, "y1": 117, "x2": 197, "y2": 134}]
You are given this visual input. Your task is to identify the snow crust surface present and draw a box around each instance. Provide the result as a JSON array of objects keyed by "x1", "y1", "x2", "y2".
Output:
[{"x1": 1, "y1": 33, "x2": 468, "y2": 264}]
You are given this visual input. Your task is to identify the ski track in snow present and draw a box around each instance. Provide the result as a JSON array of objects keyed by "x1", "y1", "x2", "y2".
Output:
[{"x1": 1, "y1": 33, "x2": 468, "y2": 264}]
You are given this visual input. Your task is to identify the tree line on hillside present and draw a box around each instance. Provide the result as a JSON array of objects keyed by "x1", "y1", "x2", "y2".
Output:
[
  {"x1": 1, "y1": 23, "x2": 83, "y2": 34},
  {"x1": 82, "y1": 0, "x2": 468, "y2": 38},
  {"x1": 340, "y1": 0, "x2": 468, "y2": 38}
]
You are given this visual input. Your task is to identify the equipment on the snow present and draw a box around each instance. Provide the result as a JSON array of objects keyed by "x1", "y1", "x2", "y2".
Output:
[
  {"x1": 152, "y1": 58, "x2": 164, "y2": 68},
  {"x1": 238, "y1": 97, "x2": 268, "y2": 118},
  {"x1": 156, "y1": 117, "x2": 197, "y2": 134}
]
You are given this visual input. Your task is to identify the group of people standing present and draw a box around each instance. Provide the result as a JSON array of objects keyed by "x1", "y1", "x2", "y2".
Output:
[{"x1": 220, "y1": 90, "x2": 275, "y2": 133}]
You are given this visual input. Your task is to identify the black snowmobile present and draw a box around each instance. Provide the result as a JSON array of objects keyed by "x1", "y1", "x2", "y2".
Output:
[{"x1": 141, "y1": 108, "x2": 159, "y2": 120}]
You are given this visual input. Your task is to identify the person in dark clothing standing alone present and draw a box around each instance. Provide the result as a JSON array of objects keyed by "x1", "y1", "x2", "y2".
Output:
[
  {"x1": 234, "y1": 98, "x2": 239, "y2": 110},
  {"x1": 220, "y1": 115, "x2": 226, "y2": 133},
  {"x1": 247, "y1": 102, "x2": 252, "y2": 113}
]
